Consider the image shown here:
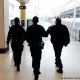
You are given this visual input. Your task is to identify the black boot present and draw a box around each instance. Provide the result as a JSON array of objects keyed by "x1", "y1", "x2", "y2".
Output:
[
  {"x1": 55, "y1": 62, "x2": 63, "y2": 68},
  {"x1": 17, "y1": 65, "x2": 20, "y2": 71},
  {"x1": 34, "y1": 74, "x2": 39, "y2": 80},
  {"x1": 33, "y1": 70, "x2": 41, "y2": 75},
  {"x1": 57, "y1": 68, "x2": 63, "y2": 74}
]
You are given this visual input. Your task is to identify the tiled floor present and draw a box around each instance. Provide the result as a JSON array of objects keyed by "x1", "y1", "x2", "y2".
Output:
[{"x1": 0, "y1": 39, "x2": 80, "y2": 80}]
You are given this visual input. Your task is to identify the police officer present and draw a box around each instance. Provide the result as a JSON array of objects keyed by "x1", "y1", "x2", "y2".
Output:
[
  {"x1": 47, "y1": 17, "x2": 70, "y2": 73},
  {"x1": 7, "y1": 17, "x2": 25, "y2": 71},
  {"x1": 25, "y1": 16, "x2": 47, "y2": 75}
]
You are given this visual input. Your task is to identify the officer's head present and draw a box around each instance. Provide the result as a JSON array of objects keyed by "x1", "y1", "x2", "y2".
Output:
[
  {"x1": 32, "y1": 16, "x2": 39, "y2": 24},
  {"x1": 14, "y1": 17, "x2": 20, "y2": 24},
  {"x1": 55, "y1": 17, "x2": 61, "y2": 25}
]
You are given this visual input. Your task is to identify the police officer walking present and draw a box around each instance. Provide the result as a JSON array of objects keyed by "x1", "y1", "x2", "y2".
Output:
[
  {"x1": 7, "y1": 17, "x2": 25, "y2": 71},
  {"x1": 47, "y1": 17, "x2": 70, "y2": 73},
  {"x1": 25, "y1": 16, "x2": 47, "y2": 75}
]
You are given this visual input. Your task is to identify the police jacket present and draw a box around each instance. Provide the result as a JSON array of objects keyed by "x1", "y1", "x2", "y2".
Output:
[
  {"x1": 7, "y1": 24, "x2": 25, "y2": 45},
  {"x1": 25, "y1": 24, "x2": 47, "y2": 44}
]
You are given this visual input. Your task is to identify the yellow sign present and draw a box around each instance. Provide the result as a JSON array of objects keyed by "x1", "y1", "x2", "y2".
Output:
[{"x1": 20, "y1": 9, "x2": 26, "y2": 20}]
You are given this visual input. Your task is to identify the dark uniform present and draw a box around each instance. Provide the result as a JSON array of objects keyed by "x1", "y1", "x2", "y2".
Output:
[
  {"x1": 25, "y1": 16, "x2": 47, "y2": 75},
  {"x1": 7, "y1": 17, "x2": 25, "y2": 71},
  {"x1": 47, "y1": 17, "x2": 70, "y2": 73}
]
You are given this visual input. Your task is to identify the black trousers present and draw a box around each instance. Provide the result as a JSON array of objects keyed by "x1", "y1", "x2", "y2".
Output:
[
  {"x1": 11, "y1": 45, "x2": 23, "y2": 66},
  {"x1": 30, "y1": 45, "x2": 42, "y2": 72},
  {"x1": 53, "y1": 44, "x2": 63, "y2": 68}
]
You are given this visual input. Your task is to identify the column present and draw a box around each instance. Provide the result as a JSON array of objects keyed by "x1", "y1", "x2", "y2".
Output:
[
  {"x1": 16, "y1": 0, "x2": 30, "y2": 29},
  {"x1": 0, "y1": 0, "x2": 9, "y2": 53},
  {"x1": 19, "y1": 3, "x2": 26, "y2": 27}
]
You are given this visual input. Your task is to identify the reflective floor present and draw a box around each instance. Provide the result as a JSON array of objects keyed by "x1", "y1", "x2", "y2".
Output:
[{"x1": 0, "y1": 39, "x2": 80, "y2": 80}]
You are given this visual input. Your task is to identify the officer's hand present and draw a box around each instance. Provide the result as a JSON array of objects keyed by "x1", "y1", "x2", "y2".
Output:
[{"x1": 64, "y1": 44, "x2": 68, "y2": 47}]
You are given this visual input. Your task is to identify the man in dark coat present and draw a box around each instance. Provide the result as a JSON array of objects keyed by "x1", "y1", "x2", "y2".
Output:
[
  {"x1": 47, "y1": 17, "x2": 70, "y2": 73},
  {"x1": 25, "y1": 16, "x2": 47, "y2": 75},
  {"x1": 7, "y1": 17, "x2": 25, "y2": 71}
]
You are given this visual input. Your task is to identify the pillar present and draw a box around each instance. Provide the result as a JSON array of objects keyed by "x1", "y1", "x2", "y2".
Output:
[
  {"x1": 16, "y1": 0, "x2": 30, "y2": 29},
  {"x1": 19, "y1": 3, "x2": 26, "y2": 27},
  {"x1": 0, "y1": 0, "x2": 9, "y2": 53}
]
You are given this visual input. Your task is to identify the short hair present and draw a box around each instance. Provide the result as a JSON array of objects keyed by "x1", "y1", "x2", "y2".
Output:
[
  {"x1": 14, "y1": 17, "x2": 20, "y2": 23},
  {"x1": 56, "y1": 17, "x2": 61, "y2": 24},
  {"x1": 32, "y1": 16, "x2": 39, "y2": 24}
]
